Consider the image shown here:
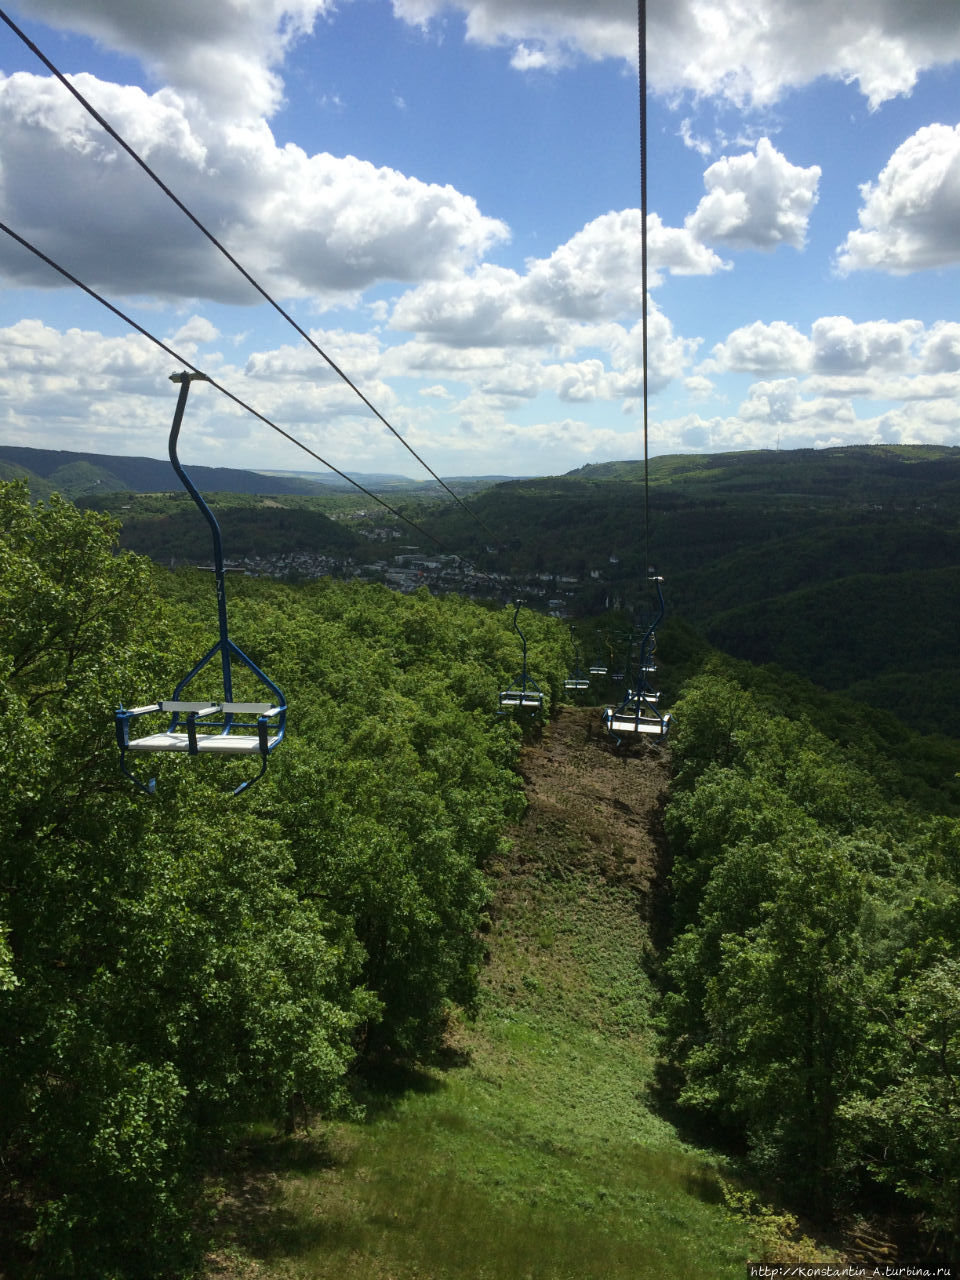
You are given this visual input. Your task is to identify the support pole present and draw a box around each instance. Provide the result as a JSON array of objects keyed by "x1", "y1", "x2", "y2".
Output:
[{"x1": 167, "y1": 372, "x2": 233, "y2": 702}]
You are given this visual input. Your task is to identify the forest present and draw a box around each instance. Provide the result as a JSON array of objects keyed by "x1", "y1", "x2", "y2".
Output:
[
  {"x1": 2, "y1": 474, "x2": 959, "y2": 1276},
  {"x1": 26, "y1": 440, "x2": 960, "y2": 736}
]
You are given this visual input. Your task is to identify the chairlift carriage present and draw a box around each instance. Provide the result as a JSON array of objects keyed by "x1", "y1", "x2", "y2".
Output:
[
  {"x1": 115, "y1": 372, "x2": 287, "y2": 796},
  {"x1": 564, "y1": 626, "x2": 590, "y2": 692},
  {"x1": 610, "y1": 630, "x2": 633, "y2": 683},
  {"x1": 499, "y1": 600, "x2": 545, "y2": 715},
  {"x1": 603, "y1": 577, "x2": 670, "y2": 743},
  {"x1": 588, "y1": 638, "x2": 608, "y2": 678},
  {"x1": 601, "y1": 3, "x2": 671, "y2": 746}
]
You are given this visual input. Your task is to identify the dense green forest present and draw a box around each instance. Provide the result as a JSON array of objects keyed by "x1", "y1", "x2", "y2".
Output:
[
  {"x1": 0, "y1": 481, "x2": 566, "y2": 1276},
  {"x1": 31, "y1": 441, "x2": 960, "y2": 736},
  {"x1": 3, "y1": 469, "x2": 960, "y2": 1274},
  {"x1": 417, "y1": 445, "x2": 960, "y2": 736},
  {"x1": 659, "y1": 660, "x2": 960, "y2": 1264},
  {"x1": 0, "y1": 444, "x2": 431, "y2": 499}
]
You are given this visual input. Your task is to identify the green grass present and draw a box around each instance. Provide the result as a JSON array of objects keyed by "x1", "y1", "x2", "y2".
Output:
[{"x1": 209, "y1": 866, "x2": 755, "y2": 1279}]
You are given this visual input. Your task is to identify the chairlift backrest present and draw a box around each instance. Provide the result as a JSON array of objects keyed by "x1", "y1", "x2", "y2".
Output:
[
  {"x1": 603, "y1": 575, "x2": 670, "y2": 744},
  {"x1": 499, "y1": 599, "x2": 544, "y2": 716},
  {"x1": 115, "y1": 373, "x2": 287, "y2": 796}
]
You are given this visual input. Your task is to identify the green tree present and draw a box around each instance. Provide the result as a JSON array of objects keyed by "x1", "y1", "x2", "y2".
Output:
[
  {"x1": 0, "y1": 484, "x2": 365, "y2": 1276},
  {"x1": 843, "y1": 959, "x2": 960, "y2": 1265}
]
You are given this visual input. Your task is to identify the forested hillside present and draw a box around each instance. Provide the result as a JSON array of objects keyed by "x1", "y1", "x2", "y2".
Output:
[
  {"x1": 3, "y1": 474, "x2": 960, "y2": 1275},
  {"x1": 0, "y1": 444, "x2": 331, "y2": 498},
  {"x1": 26, "y1": 441, "x2": 960, "y2": 737},
  {"x1": 0, "y1": 481, "x2": 567, "y2": 1277},
  {"x1": 417, "y1": 445, "x2": 960, "y2": 735},
  {"x1": 659, "y1": 660, "x2": 960, "y2": 1266},
  {"x1": 0, "y1": 444, "x2": 500, "y2": 501}
]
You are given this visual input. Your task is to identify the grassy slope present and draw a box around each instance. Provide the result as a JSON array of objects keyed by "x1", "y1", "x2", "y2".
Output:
[{"x1": 207, "y1": 709, "x2": 757, "y2": 1279}]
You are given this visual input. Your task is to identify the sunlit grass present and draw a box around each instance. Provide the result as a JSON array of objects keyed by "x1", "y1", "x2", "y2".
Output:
[{"x1": 209, "y1": 866, "x2": 753, "y2": 1279}]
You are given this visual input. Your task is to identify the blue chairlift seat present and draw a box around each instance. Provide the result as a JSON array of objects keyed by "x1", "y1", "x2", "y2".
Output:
[
  {"x1": 603, "y1": 576, "x2": 669, "y2": 744},
  {"x1": 115, "y1": 373, "x2": 287, "y2": 796},
  {"x1": 499, "y1": 688, "x2": 545, "y2": 711},
  {"x1": 499, "y1": 600, "x2": 545, "y2": 716},
  {"x1": 564, "y1": 628, "x2": 590, "y2": 692},
  {"x1": 603, "y1": 697, "x2": 670, "y2": 740}
]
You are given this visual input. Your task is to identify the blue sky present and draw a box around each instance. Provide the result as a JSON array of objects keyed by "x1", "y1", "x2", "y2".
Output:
[{"x1": 0, "y1": 0, "x2": 959, "y2": 478}]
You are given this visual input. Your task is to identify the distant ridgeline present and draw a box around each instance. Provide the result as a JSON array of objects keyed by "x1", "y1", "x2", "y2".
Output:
[
  {"x1": 7, "y1": 440, "x2": 960, "y2": 736},
  {"x1": 0, "y1": 443, "x2": 420, "y2": 498},
  {"x1": 417, "y1": 445, "x2": 960, "y2": 738}
]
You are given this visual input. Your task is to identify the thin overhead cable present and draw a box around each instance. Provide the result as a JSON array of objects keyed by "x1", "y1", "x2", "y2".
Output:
[
  {"x1": 0, "y1": 216, "x2": 453, "y2": 552},
  {"x1": 0, "y1": 4, "x2": 496, "y2": 540},
  {"x1": 638, "y1": 0, "x2": 651, "y2": 575}
]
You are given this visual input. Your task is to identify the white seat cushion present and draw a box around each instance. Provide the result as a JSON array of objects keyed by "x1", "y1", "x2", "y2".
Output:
[
  {"x1": 127, "y1": 731, "x2": 275, "y2": 755},
  {"x1": 605, "y1": 712, "x2": 669, "y2": 736}
]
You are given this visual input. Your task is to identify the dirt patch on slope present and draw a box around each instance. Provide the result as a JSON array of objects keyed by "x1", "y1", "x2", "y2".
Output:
[{"x1": 505, "y1": 705, "x2": 672, "y2": 916}]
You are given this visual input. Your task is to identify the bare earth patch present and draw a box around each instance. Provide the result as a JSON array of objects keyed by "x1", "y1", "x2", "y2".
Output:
[{"x1": 505, "y1": 704, "x2": 671, "y2": 909}]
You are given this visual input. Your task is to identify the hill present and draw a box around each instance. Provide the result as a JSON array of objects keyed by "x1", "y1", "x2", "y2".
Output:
[
  {"x1": 207, "y1": 709, "x2": 763, "y2": 1278},
  {"x1": 9, "y1": 440, "x2": 960, "y2": 734},
  {"x1": 0, "y1": 444, "x2": 445, "y2": 498},
  {"x1": 416, "y1": 444, "x2": 960, "y2": 735},
  {"x1": 209, "y1": 701, "x2": 930, "y2": 1277},
  {"x1": 4, "y1": 483, "x2": 957, "y2": 1274}
]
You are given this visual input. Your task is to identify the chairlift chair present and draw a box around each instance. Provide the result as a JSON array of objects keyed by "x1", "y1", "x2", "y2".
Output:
[
  {"x1": 115, "y1": 373, "x2": 287, "y2": 796},
  {"x1": 610, "y1": 630, "x2": 634, "y2": 683},
  {"x1": 603, "y1": 698, "x2": 671, "y2": 740},
  {"x1": 603, "y1": 576, "x2": 669, "y2": 743},
  {"x1": 564, "y1": 626, "x2": 590, "y2": 692},
  {"x1": 499, "y1": 600, "x2": 545, "y2": 714}
]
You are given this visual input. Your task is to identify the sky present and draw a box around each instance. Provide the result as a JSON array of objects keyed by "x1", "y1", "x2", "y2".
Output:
[{"x1": 0, "y1": 0, "x2": 959, "y2": 480}]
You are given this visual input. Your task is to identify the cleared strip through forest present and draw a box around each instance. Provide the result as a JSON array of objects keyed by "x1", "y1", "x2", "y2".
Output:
[{"x1": 207, "y1": 707, "x2": 760, "y2": 1279}]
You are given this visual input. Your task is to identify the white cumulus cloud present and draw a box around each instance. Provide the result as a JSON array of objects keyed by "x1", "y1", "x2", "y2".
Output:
[
  {"x1": 709, "y1": 320, "x2": 812, "y2": 373},
  {"x1": 390, "y1": 0, "x2": 960, "y2": 109},
  {"x1": 836, "y1": 124, "x2": 960, "y2": 274},
  {"x1": 920, "y1": 322, "x2": 960, "y2": 373},
  {"x1": 810, "y1": 316, "x2": 924, "y2": 373},
  {"x1": 687, "y1": 138, "x2": 820, "y2": 251},
  {"x1": 390, "y1": 208, "x2": 725, "y2": 347},
  {"x1": 0, "y1": 71, "x2": 509, "y2": 303},
  {"x1": 7, "y1": 0, "x2": 335, "y2": 118}
]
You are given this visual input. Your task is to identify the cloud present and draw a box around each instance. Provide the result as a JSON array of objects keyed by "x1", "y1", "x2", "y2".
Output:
[
  {"x1": 389, "y1": 264, "x2": 554, "y2": 348},
  {"x1": 738, "y1": 376, "x2": 857, "y2": 427},
  {"x1": 679, "y1": 118, "x2": 713, "y2": 158},
  {"x1": 510, "y1": 42, "x2": 563, "y2": 71},
  {"x1": 0, "y1": 71, "x2": 509, "y2": 303},
  {"x1": 0, "y1": 315, "x2": 413, "y2": 472},
  {"x1": 0, "y1": 317, "x2": 183, "y2": 452},
  {"x1": 686, "y1": 138, "x2": 820, "y2": 250},
  {"x1": 389, "y1": 208, "x2": 726, "y2": 349},
  {"x1": 390, "y1": 0, "x2": 960, "y2": 109},
  {"x1": 526, "y1": 210, "x2": 725, "y2": 316},
  {"x1": 684, "y1": 374, "x2": 715, "y2": 399},
  {"x1": 709, "y1": 320, "x2": 812, "y2": 373},
  {"x1": 171, "y1": 315, "x2": 220, "y2": 345},
  {"x1": 709, "y1": 316, "x2": 929, "y2": 379},
  {"x1": 244, "y1": 329, "x2": 386, "y2": 384},
  {"x1": 920, "y1": 322, "x2": 960, "y2": 373},
  {"x1": 383, "y1": 307, "x2": 692, "y2": 408},
  {"x1": 3, "y1": 314, "x2": 960, "y2": 475},
  {"x1": 836, "y1": 124, "x2": 960, "y2": 274},
  {"x1": 9, "y1": 0, "x2": 336, "y2": 118},
  {"x1": 810, "y1": 316, "x2": 923, "y2": 373}
]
